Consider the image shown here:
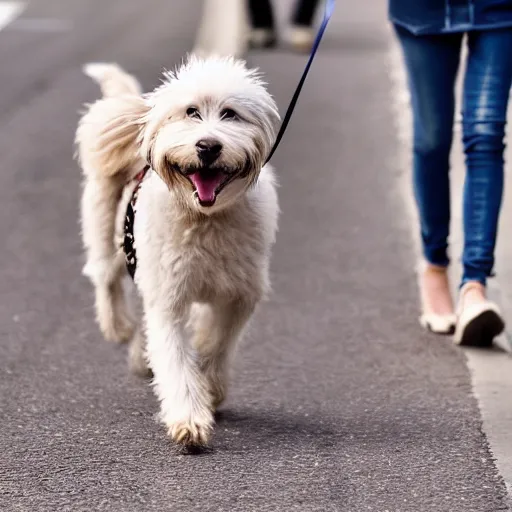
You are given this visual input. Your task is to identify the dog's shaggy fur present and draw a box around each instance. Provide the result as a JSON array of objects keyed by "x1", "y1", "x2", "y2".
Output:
[{"x1": 76, "y1": 56, "x2": 280, "y2": 447}]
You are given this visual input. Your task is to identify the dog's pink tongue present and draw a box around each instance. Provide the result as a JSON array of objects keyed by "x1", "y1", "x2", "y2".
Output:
[{"x1": 189, "y1": 172, "x2": 224, "y2": 204}]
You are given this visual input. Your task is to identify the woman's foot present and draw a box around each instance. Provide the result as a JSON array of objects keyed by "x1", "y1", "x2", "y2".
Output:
[
  {"x1": 248, "y1": 28, "x2": 277, "y2": 49},
  {"x1": 454, "y1": 281, "x2": 504, "y2": 347},
  {"x1": 286, "y1": 25, "x2": 315, "y2": 52},
  {"x1": 419, "y1": 263, "x2": 456, "y2": 334}
]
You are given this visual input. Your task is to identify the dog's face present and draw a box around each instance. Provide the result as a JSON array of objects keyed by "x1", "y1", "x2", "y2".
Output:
[{"x1": 139, "y1": 56, "x2": 280, "y2": 213}]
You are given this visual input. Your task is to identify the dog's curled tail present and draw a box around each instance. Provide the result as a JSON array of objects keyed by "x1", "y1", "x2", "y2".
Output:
[
  {"x1": 83, "y1": 63, "x2": 142, "y2": 98},
  {"x1": 77, "y1": 63, "x2": 148, "y2": 178}
]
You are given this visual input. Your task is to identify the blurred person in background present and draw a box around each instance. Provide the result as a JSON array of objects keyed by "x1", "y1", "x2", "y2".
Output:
[
  {"x1": 247, "y1": 0, "x2": 321, "y2": 51},
  {"x1": 390, "y1": 0, "x2": 512, "y2": 346}
]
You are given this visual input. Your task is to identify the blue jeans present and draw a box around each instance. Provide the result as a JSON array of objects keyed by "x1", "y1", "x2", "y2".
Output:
[{"x1": 395, "y1": 25, "x2": 512, "y2": 286}]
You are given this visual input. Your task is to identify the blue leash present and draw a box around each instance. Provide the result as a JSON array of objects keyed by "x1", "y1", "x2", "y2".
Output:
[{"x1": 265, "y1": 0, "x2": 335, "y2": 164}]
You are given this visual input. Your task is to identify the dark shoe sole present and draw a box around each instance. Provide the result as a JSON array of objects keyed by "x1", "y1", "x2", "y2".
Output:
[{"x1": 457, "y1": 310, "x2": 505, "y2": 348}]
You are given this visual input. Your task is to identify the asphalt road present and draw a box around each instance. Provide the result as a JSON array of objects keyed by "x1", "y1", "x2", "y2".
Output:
[{"x1": 0, "y1": 1, "x2": 509, "y2": 511}]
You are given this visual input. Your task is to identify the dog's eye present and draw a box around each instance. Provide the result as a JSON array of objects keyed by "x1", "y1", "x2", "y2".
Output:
[
  {"x1": 186, "y1": 107, "x2": 201, "y2": 119},
  {"x1": 220, "y1": 108, "x2": 238, "y2": 121}
]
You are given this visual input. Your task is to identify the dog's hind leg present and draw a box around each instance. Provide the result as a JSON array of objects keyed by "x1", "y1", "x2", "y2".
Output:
[
  {"x1": 76, "y1": 75, "x2": 148, "y2": 343},
  {"x1": 94, "y1": 269, "x2": 135, "y2": 344},
  {"x1": 128, "y1": 325, "x2": 152, "y2": 378},
  {"x1": 193, "y1": 299, "x2": 256, "y2": 410},
  {"x1": 81, "y1": 173, "x2": 135, "y2": 343}
]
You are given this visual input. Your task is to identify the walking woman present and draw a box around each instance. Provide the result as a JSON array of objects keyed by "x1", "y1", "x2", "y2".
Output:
[{"x1": 390, "y1": 1, "x2": 512, "y2": 345}]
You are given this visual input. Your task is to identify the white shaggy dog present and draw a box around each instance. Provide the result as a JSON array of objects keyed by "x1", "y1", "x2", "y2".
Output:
[{"x1": 76, "y1": 56, "x2": 280, "y2": 447}]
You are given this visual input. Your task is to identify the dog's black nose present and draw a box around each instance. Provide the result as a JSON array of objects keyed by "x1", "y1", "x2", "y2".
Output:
[{"x1": 196, "y1": 139, "x2": 223, "y2": 165}]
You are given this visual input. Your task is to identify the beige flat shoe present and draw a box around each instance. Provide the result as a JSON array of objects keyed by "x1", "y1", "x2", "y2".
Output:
[
  {"x1": 286, "y1": 26, "x2": 315, "y2": 52},
  {"x1": 454, "y1": 282, "x2": 504, "y2": 347},
  {"x1": 418, "y1": 263, "x2": 456, "y2": 335},
  {"x1": 420, "y1": 312, "x2": 457, "y2": 335}
]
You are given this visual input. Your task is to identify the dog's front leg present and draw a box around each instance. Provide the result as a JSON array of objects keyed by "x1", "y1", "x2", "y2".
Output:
[
  {"x1": 194, "y1": 298, "x2": 256, "y2": 410},
  {"x1": 145, "y1": 307, "x2": 214, "y2": 447}
]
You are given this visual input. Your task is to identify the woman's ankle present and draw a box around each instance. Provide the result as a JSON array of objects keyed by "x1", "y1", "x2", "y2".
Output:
[
  {"x1": 459, "y1": 280, "x2": 487, "y2": 308},
  {"x1": 420, "y1": 263, "x2": 455, "y2": 315}
]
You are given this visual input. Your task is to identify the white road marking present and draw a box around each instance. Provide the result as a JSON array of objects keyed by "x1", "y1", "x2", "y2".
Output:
[
  {"x1": 8, "y1": 18, "x2": 72, "y2": 32},
  {"x1": 0, "y1": 1, "x2": 24, "y2": 32},
  {"x1": 388, "y1": 29, "x2": 512, "y2": 496}
]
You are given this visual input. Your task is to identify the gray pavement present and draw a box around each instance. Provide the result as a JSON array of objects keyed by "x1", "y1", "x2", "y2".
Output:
[{"x1": 0, "y1": 1, "x2": 509, "y2": 511}]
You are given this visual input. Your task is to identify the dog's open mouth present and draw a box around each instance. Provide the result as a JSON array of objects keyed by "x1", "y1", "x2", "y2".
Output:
[
  {"x1": 176, "y1": 166, "x2": 234, "y2": 207},
  {"x1": 188, "y1": 169, "x2": 229, "y2": 207},
  {"x1": 169, "y1": 162, "x2": 246, "y2": 207}
]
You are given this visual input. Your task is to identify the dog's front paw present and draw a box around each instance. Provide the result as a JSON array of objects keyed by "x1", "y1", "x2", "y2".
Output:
[{"x1": 166, "y1": 415, "x2": 214, "y2": 448}]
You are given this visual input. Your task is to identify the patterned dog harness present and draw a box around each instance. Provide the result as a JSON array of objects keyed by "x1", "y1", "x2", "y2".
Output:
[{"x1": 123, "y1": 165, "x2": 150, "y2": 279}]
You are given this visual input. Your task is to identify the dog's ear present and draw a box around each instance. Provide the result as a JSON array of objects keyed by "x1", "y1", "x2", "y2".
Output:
[{"x1": 77, "y1": 95, "x2": 150, "y2": 178}]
